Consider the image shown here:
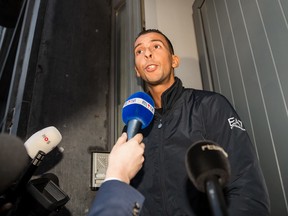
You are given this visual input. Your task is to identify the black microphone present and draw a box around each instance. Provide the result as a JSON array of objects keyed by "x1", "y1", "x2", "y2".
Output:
[
  {"x1": 1, "y1": 127, "x2": 62, "y2": 207},
  {"x1": 0, "y1": 133, "x2": 29, "y2": 195},
  {"x1": 10, "y1": 173, "x2": 69, "y2": 216},
  {"x1": 13, "y1": 127, "x2": 62, "y2": 196},
  {"x1": 13, "y1": 151, "x2": 46, "y2": 196},
  {"x1": 122, "y1": 92, "x2": 155, "y2": 139},
  {"x1": 185, "y1": 140, "x2": 230, "y2": 216}
]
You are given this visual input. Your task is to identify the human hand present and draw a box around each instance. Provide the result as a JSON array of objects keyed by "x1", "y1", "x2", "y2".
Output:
[{"x1": 105, "y1": 132, "x2": 145, "y2": 184}]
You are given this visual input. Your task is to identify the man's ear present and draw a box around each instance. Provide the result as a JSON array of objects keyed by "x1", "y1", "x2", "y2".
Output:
[
  {"x1": 135, "y1": 66, "x2": 141, "y2": 77},
  {"x1": 172, "y1": 55, "x2": 180, "y2": 68}
]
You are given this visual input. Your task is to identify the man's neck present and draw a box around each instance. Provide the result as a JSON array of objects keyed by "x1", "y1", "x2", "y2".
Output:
[{"x1": 147, "y1": 80, "x2": 175, "y2": 109}]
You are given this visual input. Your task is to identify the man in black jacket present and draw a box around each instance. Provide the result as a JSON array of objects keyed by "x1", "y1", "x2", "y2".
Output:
[{"x1": 131, "y1": 29, "x2": 270, "y2": 216}]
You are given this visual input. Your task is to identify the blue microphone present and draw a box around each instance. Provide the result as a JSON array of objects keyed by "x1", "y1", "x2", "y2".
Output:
[{"x1": 122, "y1": 92, "x2": 155, "y2": 140}]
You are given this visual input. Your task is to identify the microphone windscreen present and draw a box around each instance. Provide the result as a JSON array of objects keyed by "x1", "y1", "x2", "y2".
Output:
[
  {"x1": 24, "y1": 126, "x2": 62, "y2": 159},
  {"x1": 122, "y1": 92, "x2": 155, "y2": 129},
  {"x1": 185, "y1": 140, "x2": 230, "y2": 193},
  {"x1": 0, "y1": 133, "x2": 29, "y2": 194}
]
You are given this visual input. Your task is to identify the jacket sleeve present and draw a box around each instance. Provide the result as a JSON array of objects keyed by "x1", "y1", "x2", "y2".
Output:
[
  {"x1": 87, "y1": 180, "x2": 145, "y2": 216},
  {"x1": 201, "y1": 93, "x2": 270, "y2": 216}
]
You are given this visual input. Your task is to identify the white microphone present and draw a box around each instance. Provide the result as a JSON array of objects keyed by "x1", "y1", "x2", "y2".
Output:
[
  {"x1": 1, "y1": 127, "x2": 63, "y2": 206},
  {"x1": 24, "y1": 126, "x2": 62, "y2": 159}
]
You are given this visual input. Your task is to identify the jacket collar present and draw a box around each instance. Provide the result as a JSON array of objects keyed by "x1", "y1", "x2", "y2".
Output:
[{"x1": 154, "y1": 77, "x2": 184, "y2": 113}]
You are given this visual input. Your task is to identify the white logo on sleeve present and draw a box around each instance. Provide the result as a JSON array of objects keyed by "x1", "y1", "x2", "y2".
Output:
[{"x1": 228, "y1": 117, "x2": 246, "y2": 131}]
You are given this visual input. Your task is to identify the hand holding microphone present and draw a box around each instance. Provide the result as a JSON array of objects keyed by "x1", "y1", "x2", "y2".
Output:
[
  {"x1": 105, "y1": 133, "x2": 145, "y2": 184},
  {"x1": 103, "y1": 91, "x2": 154, "y2": 184}
]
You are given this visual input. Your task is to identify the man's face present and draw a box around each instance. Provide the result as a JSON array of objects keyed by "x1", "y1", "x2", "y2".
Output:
[{"x1": 134, "y1": 32, "x2": 179, "y2": 87}]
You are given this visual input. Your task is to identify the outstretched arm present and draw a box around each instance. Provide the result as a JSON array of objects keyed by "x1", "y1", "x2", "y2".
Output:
[{"x1": 88, "y1": 133, "x2": 145, "y2": 216}]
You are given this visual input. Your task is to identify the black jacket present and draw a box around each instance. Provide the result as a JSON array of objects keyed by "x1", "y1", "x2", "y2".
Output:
[{"x1": 131, "y1": 77, "x2": 270, "y2": 216}]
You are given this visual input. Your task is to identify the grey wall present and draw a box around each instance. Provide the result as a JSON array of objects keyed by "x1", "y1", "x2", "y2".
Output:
[
  {"x1": 28, "y1": 1, "x2": 112, "y2": 215},
  {"x1": 193, "y1": 0, "x2": 288, "y2": 215}
]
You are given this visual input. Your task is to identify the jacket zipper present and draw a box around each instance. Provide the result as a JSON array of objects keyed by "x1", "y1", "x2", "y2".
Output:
[
  {"x1": 157, "y1": 115, "x2": 169, "y2": 215},
  {"x1": 158, "y1": 119, "x2": 163, "y2": 128}
]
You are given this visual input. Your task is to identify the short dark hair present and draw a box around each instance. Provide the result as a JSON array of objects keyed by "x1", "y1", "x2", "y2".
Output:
[{"x1": 135, "y1": 29, "x2": 175, "y2": 54}]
